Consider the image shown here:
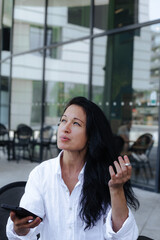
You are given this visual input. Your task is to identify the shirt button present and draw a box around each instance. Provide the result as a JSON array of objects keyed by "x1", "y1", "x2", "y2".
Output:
[{"x1": 69, "y1": 207, "x2": 72, "y2": 211}]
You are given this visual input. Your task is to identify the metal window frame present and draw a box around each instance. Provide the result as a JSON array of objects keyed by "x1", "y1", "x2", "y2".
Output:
[
  {"x1": 39, "y1": 0, "x2": 48, "y2": 161},
  {"x1": 1, "y1": 18, "x2": 160, "y2": 64}
]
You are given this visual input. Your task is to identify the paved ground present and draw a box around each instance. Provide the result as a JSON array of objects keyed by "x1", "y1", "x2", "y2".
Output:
[
  {"x1": 133, "y1": 188, "x2": 160, "y2": 240},
  {"x1": 0, "y1": 151, "x2": 160, "y2": 240}
]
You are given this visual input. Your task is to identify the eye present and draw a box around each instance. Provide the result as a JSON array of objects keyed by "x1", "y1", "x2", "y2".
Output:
[
  {"x1": 73, "y1": 121, "x2": 81, "y2": 126},
  {"x1": 60, "y1": 118, "x2": 67, "y2": 124}
]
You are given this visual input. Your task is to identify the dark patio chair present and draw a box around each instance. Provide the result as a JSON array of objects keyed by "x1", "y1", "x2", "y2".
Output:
[
  {"x1": 0, "y1": 181, "x2": 40, "y2": 240},
  {"x1": 32, "y1": 125, "x2": 54, "y2": 160},
  {"x1": 137, "y1": 236, "x2": 154, "y2": 240},
  {"x1": 0, "y1": 181, "x2": 26, "y2": 240},
  {"x1": 129, "y1": 133, "x2": 154, "y2": 182},
  {"x1": 0, "y1": 123, "x2": 12, "y2": 160},
  {"x1": 13, "y1": 124, "x2": 33, "y2": 162}
]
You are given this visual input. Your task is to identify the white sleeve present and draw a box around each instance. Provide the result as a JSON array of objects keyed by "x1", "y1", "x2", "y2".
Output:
[
  {"x1": 20, "y1": 167, "x2": 45, "y2": 218},
  {"x1": 6, "y1": 217, "x2": 40, "y2": 240},
  {"x1": 104, "y1": 208, "x2": 139, "y2": 240},
  {"x1": 6, "y1": 166, "x2": 44, "y2": 240}
]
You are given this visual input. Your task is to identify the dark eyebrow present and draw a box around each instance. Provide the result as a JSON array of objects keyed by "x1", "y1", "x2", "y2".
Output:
[
  {"x1": 74, "y1": 117, "x2": 84, "y2": 124},
  {"x1": 61, "y1": 115, "x2": 84, "y2": 124}
]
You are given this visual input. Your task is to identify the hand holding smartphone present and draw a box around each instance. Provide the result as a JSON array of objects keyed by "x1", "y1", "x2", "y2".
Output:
[{"x1": 1, "y1": 203, "x2": 43, "y2": 221}]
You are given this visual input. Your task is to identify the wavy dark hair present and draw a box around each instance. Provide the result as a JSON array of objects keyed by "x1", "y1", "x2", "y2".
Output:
[{"x1": 63, "y1": 96, "x2": 139, "y2": 230}]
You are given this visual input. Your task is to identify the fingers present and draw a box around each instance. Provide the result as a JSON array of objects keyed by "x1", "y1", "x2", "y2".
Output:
[
  {"x1": 10, "y1": 211, "x2": 41, "y2": 236},
  {"x1": 119, "y1": 155, "x2": 132, "y2": 175},
  {"x1": 114, "y1": 156, "x2": 132, "y2": 176},
  {"x1": 10, "y1": 211, "x2": 34, "y2": 225},
  {"x1": 29, "y1": 217, "x2": 42, "y2": 228},
  {"x1": 109, "y1": 155, "x2": 132, "y2": 187},
  {"x1": 10, "y1": 211, "x2": 17, "y2": 221}
]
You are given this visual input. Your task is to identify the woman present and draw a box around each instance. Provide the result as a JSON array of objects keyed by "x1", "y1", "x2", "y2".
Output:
[{"x1": 7, "y1": 96, "x2": 139, "y2": 240}]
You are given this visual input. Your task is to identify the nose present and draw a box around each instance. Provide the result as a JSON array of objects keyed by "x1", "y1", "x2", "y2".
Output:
[{"x1": 63, "y1": 121, "x2": 71, "y2": 133}]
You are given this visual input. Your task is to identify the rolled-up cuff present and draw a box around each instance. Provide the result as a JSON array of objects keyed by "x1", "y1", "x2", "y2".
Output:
[
  {"x1": 105, "y1": 208, "x2": 139, "y2": 240},
  {"x1": 6, "y1": 217, "x2": 36, "y2": 240}
]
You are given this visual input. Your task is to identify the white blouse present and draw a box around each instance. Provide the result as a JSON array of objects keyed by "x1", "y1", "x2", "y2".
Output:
[{"x1": 6, "y1": 152, "x2": 139, "y2": 240}]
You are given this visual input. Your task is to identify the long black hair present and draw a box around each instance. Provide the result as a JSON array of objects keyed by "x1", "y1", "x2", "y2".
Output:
[{"x1": 63, "y1": 96, "x2": 139, "y2": 229}]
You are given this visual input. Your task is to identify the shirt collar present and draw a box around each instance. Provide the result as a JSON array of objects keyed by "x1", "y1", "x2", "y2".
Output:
[{"x1": 57, "y1": 151, "x2": 63, "y2": 177}]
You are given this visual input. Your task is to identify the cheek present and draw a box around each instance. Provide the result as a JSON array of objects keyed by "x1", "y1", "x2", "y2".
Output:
[
  {"x1": 57, "y1": 129, "x2": 62, "y2": 148},
  {"x1": 57, "y1": 125, "x2": 62, "y2": 135},
  {"x1": 57, "y1": 128, "x2": 61, "y2": 141},
  {"x1": 78, "y1": 132, "x2": 88, "y2": 146},
  {"x1": 57, "y1": 127, "x2": 60, "y2": 136}
]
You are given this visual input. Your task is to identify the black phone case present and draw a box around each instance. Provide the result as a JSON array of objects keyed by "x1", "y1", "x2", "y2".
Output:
[{"x1": 1, "y1": 203, "x2": 42, "y2": 220}]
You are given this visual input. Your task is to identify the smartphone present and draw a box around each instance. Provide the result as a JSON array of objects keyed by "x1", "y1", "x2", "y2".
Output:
[{"x1": 1, "y1": 203, "x2": 42, "y2": 221}]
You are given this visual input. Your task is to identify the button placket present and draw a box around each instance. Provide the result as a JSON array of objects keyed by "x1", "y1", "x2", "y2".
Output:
[{"x1": 67, "y1": 193, "x2": 75, "y2": 224}]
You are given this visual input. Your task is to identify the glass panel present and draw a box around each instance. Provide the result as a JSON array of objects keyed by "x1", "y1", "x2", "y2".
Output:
[
  {"x1": 1, "y1": 0, "x2": 13, "y2": 60},
  {"x1": 0, "y1": 0, "x2": 2, "y2": 26},
  {"x1": 94, "y1": 0, "x2": 109, "y2": 33},
  {"x1": 94, "y1": 0, "x2": 138, "y2": 33},
  {"x1": 44, "y1": 41, "x2": 89, "y2": 136},
  {"x1": 94, "y1": 0, "x2": 160, "y2": 32},
  {"x1": 92, "y1": 24, "x2": 160, "y2": 190},
  {"x1": 11, "y1": 52, "x2": 43, "y2": 128},
  {"x1": 145, "y1": 0, "x2": 160, "y2": 22},
  {"x1": 47, "y1": 0, "x2": 90, "y2": 49},
  {"x1": 13, "y1": 0, "x2": 45, "y2": 54},
  {"x1": 10, "y1": 52, "x2": 43, "y2": 161},
  {"x1": 92, "y1": 36, "x2": 108, "y2": 108},
  {"x1": 0, "y1": 59, "x2": 11, "y2": 127},
  {"x1": 130, "y1": 24, "x2": 159, "y2": 189}
]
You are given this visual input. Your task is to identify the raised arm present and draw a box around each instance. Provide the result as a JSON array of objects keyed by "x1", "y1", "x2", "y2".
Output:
[{"x1": 108, "y1": 155, "x2": 132, "y2": 232}]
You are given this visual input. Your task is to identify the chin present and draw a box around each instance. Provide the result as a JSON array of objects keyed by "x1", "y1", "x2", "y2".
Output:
[{"x1": 57, "y1": 143, "x2": 68, "y2": 151}]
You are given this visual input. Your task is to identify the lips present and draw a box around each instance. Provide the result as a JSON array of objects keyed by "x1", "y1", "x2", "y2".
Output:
[{"x1": 60, "y1": 135, "x2": 70, "y2": 141}]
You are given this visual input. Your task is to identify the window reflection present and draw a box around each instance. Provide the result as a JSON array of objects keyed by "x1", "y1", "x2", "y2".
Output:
[
  {"x1": 31, "y1": 81, "x2": 42, "y2": 125},
  {"x1": 13, "y1": 0, "x2": 45, "y2": 54},
  {"x1": 1, "y1": 0, "x2": 13, "y2": 59},
  {"x1": 0, "y1": 75, "x2": 9, "y2": 126},
  {"x1": 0, "y1": 58, "x2": 10, "y2": 127},
  {"x1": 92, "y1": 23, "x2": 160, "y2": 189},
  {"x1": 0, "y1": 0, "x2": 160, "y2": 187},
  {"x1": 30, "y1": 26, "x2": 62, "y2": 58},
  {"x1": 93, "y1": 0, "x2": 160, "y2": 30},
  {"x1": 149, "y1": 0, "x2": 160, "y2": 21},
  {"x1": 10, "y1": 53, "x2": 43, "y2": 129},
  {"x1": 48, "y1": 0, "x2": 91, "y2": 41},
  {"x1": 92, "y1": 36, "x2": 107, "y2": 106},
  {"x1": 68, "y1": 5, "x2": 90, "y2": 28},
  {"x1": 44, "y1": 59, "x2": 88, "y2": 125},
  {"x1": 94, "y1": 0, "x2": 138, "y2": 33}
]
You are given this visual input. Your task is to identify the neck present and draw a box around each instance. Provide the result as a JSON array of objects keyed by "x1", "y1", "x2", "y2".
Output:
[{"x1": 60, "y1": 150, "x2": 86, "y2": 174}]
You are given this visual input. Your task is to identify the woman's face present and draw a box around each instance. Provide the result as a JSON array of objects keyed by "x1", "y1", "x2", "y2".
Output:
[{"x1": 57, "y1": 104, "x2": 88, "y2": 153}]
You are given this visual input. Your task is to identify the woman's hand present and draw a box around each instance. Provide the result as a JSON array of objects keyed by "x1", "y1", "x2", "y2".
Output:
[
  {"x1": 108, "y1": 155, "x2": 132, "y2": 190},
  {"x1": 108, "y1": 155, "x2": 132, "y2": 232},
  {"x1": 10, "y1": 211, "x2": 41, "y2": 236}
]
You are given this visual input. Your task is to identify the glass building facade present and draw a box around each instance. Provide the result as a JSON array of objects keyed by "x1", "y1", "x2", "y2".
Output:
[{"x1": 0, "y1": 0, "x2": 160, "y2": 192}]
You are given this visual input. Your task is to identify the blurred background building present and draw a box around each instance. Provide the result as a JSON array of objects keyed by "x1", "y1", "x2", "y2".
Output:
[{"x1": 0, "y1": 0, "x2": 160, "y2": 192}]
